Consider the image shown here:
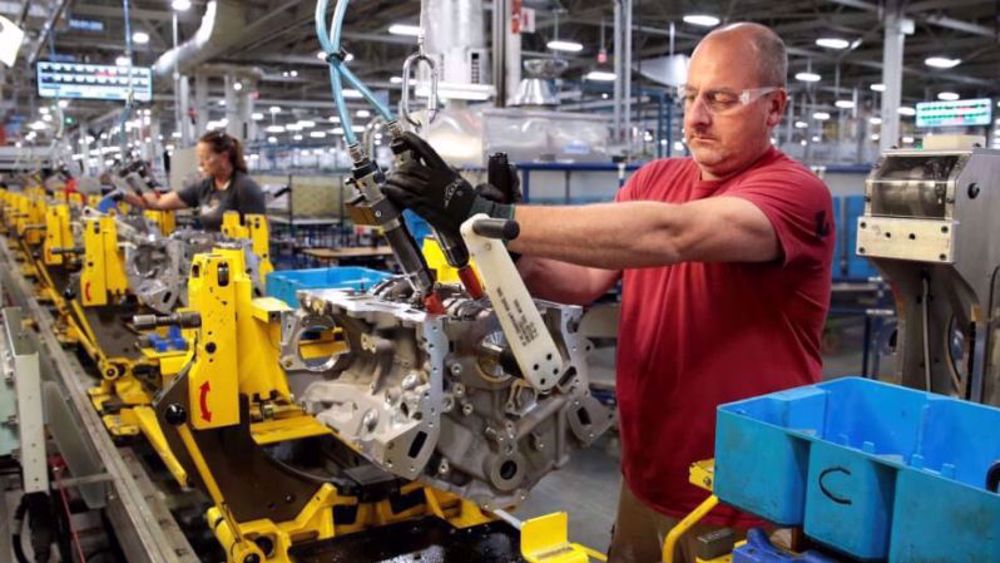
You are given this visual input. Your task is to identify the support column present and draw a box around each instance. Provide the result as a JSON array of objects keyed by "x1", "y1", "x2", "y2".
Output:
[
  {"x1": 879, "y1": 1, "x2": 907, "y2": 153},
  {"x1": 194, "y1": 72, "x2": 209, "y2": 136},
  {"x1": 224, "y1": 73, "x2": 241, "y2": 138},
  {"x1": 613, "y1": 0, "x2": 622, "y2": 143},
  {"x1": 622, "y1": 0, "x2": 633, "y2": 156},
  {"x1": 179, "y1": 75, "x2": 193, "y2": 146}
]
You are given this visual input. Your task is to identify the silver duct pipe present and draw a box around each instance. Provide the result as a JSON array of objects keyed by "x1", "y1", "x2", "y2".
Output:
[
  {"x1": 152, "y1": 0, "x2": 248, "y2": 77},
  {"x1": 421, "y1": 0, "x2": 488, "y2": 86}
]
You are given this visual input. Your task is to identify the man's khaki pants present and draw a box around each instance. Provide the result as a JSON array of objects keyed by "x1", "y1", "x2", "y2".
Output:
[{"x1": 607, "y1": 479, "x2": 742, "y2": 563}]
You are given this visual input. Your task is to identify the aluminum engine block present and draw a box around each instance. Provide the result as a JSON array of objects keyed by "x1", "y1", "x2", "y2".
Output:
[{"x1": 295, "y1": 284, "x2": 614, "y2": 509}]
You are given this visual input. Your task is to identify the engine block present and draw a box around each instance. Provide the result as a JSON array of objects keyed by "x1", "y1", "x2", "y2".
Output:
[{"x1": 295, "y1": 285, "x2": 614, "y2": 509}]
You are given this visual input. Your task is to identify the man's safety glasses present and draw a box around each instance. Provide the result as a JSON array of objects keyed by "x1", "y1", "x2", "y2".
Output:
[{"x1": 681, "y1": 86, "x2": 781, "y2": 114}]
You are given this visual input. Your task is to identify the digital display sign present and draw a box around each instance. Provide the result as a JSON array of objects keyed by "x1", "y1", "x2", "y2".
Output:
[
  {"x1": 916, "y1": 98, "x2": 992, "y2": 128},
  {"x1": 36, "y1": 60, "x2": 152, "y2": 102}
]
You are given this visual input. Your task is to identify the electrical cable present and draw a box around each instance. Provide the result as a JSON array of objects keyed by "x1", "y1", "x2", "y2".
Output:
[{"x1": 54, "y1": 467, "x2": 87, "y2": 563}]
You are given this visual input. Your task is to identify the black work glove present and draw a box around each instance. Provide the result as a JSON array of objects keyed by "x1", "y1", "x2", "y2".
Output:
[{"x1": 383, "y1": 132, "x2": 514, "y2": 236}]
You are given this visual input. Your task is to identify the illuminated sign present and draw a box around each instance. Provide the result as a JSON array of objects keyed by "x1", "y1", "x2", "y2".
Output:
[
  {"x1": 36, "y1": 60, "x2": 152, "y2": 102},
  {"x1": 916, "y1": 98, "x2": 992, "y2": 128}
]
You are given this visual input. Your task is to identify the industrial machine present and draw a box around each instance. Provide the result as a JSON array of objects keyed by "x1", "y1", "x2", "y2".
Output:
[{"x1": 856, "y1": 146, "x2": 1000, "y2": 404}]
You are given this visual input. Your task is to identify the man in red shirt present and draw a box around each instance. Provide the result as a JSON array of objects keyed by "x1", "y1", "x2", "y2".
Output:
[{"x1": 385, "y1": 22, "x2": 833, "y2": 563}]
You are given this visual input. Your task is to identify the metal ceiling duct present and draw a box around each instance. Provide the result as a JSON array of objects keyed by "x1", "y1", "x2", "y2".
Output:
[{"x1": 152, "y1": 0, "x2": 248, "y2": 77}]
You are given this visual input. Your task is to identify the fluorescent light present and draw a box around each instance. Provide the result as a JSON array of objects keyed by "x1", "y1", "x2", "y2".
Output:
[
  {"x1": 811, "y1": 135, "x2": 821, "y2": 142},
  {"x1": 415, "y1": 82, "x2": 493, "y2": 101},
  {"x1": 267, "y1": 136, "x2": 278, "y2": 144},
  {"x1": 132, "y1": 31, "x2": 149, "y2": 45},
  {"x1": 683, "y1": 14, "x2": 720, "y2": 27},
  {"x1": 171, "y1": 132, "x2": 181, "y2": 138},
  {"x1": 42, "y1": 114, "x2": 52, "y2": 122},
  {"x1": 925, "y1": 56, "x2": 960, "y2": 69},
  {"x1": 293, "y1": 134, "x2": 303, "y2": 141},
  {"x1": 309, "y1": 131, "x2": 327, "y2": 138},
  {"x1": 332, "y1": 127, "x2": 345, "y2": 135},
  {"x1": 937, "y1": 92, "x2": 959, "y2": 101},
  {"x1": 115, "y1": 56, "x2": 131, "y2": 67},
  {"x1": 390, "y1": 76, "x2": 403, "y2": 84},
  {"x1": 870, "y1": 83, "x2": 886, "y2": 92},
  {"x1": 800, "y1": 140, "x2": 808, "y2": 146},
  {"x1": 29, "y1": 121, "x2": 47, "y2": 130},
  {"x1": 269, "y1": 106, "x2": 282, "y2": 114},
  {"x1": 265, "y1": 125, "x2": 285, "y2": 133},
  {"x1": 813, "y1": 112, "x2": 831, "y2": 121},
  {"x1": 328, "y1": 116, "x2": 341, "y2": 123},
  {"x1": 356, "y1": 109, "x2": 370, "y2": 118},
  {"x1": 217, "y1": 99, "x2": 226, "y2": 106},
  {"x1": 869, "y1": 117, "x2": 882, "y2": 125},
  {"x1": 233, "y1": 82, "x2": 243, "y2": 92},
  {"x1": 172, "y1": 0, "x2": 191, "y2": 11},
  {"x1": 286, "y1": 123, "x2": 302, "y2": 132},
  {"x1": 834, "y1": 100, "x2": 855, "y2": 109},
  {"x1": 317, "y1": 50, "x2": 327, "y2": 61},
  {"x1": 289, "y1": 70, "x2": 298, "y2": 78},
  {"x1": 902, "y1": 136, "x2": 915, "y2": 144},
  {"x1": 795, "y1": 72, "x2": 821, "y2": 83},
  {"x1": 585, "y1": 70, "x2": 617, "y2": 82},
  {"x1": 297, "y1": 120, "x2": 316, "y2": 128},
  {"x1": 351, "y1": 125, "x2": 365, "y2": 133},
  {"x1": 251, "y1": 112, "x2": 264, "y2": 121},
  {"x1": 547, "y1": 40, "x2": 584, "y2": 53},
  {"x1": 39, "y1": 107, "x2": 49, "y2": 114},
  {"x1": 343, "y1": 89, "x2": 363, "y2": 99},
  {"x1": 898, "y1": 106, "x2": 916, "y2": 116},
  {"x1": 871, "y1": 133, "x2": 880, "y2": 141},
  {"x1": 816, "y1": 38, "x2": 850, "y2": 50},
  {"x1": 388, "y1": 24, "x2": 421, "y2": 37},
  {"x1": 57, "y1": 100, "x2": 69, "y2": 108},
  {"x1": 794, "y1": 120, "x2": 808, "y2": 129}
]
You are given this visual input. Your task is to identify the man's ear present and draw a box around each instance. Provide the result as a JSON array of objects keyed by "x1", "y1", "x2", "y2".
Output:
[{"x1": 766, "y1": 89, "x2": 788, "y2": 128}]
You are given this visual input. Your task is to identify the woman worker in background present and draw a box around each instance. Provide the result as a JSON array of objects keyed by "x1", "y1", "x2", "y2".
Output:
[{"x1": 126, "y1": 130, "x2": 266, "y2": 231}]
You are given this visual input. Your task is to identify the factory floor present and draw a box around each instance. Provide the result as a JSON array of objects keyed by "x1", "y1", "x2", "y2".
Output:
[{"x1": 515, "y1": 322, "x2": 885, "y2": 554}]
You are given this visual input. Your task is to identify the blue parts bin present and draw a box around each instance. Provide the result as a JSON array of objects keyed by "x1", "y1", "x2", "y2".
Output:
[
  {"x1": 715, "y1": 377, "x2": 1000, "y2": 561},
  {"x1": 266, "y1": 266, "x2": 391, "y2": 307}
]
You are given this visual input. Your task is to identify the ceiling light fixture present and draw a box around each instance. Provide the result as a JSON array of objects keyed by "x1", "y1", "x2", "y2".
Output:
[
  {"x1": 794, "y1": 121, "x2": 808, "y2": 129},
  {"x1": 816, "y1": 38, "x2": 850, "y2": 50},
  {"x1": 870, "y1": 83, "x2": 886, "y2": 92},
  {"x1": 937, "y1": 92, "x2": 959, "y2": 101},
  {"x1": 585, "y1": 70, "x2": 617, "y2": 81},
  {"x1": 683, "y1": 14, "x2": 720, "y2": 27},
  {"x1": 834, "y1": 100, "x2": 855, "y2": 109},
  {"x1": 898, "y1": 106, "x2": 916, "y2": 116},
  {"x1": 924, "y1": 56, "x2": 961, "y2": 69},
  {"x1": 795, "y1": 72, "x2": 821, "y2": 83},
  {"x1": 547, "y1": 40, "x2": 584, "y2": 53},
  {"x1": 813, "y1": 111, "x2": 831, "y2": 120},
  {"x1": 869, "y1": 117, "x2": 882, "y2": 125},
  {"x1": 171, "y1": 0, "x2": 191, "y2": 10},
  {"x1": 132, "y1": 31, "x2": 149, "y2": 45},
  {"x1": 388, "y1": 24, "x2": 421, "y2": 37}
]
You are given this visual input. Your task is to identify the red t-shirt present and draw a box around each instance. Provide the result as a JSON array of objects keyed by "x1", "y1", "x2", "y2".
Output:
[{"x1": 614, "y1": 147, "x2": 834, "y2": 527}]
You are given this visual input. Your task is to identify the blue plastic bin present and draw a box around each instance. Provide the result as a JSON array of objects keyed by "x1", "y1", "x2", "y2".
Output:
[
  {"x1": 843, "y1": 195, "x2": 879, "y2": 281},
  {"x1": 266, "y1": 266, "x2": 391, "y2": 307},
  {"x1": 715, "y1": 377, "x2": 1000, "y2": 561}
]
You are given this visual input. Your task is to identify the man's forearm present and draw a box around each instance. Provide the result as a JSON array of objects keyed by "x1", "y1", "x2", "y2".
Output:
[{"x1": 509, "y1": 202, "x2": 685, "y2": 269}]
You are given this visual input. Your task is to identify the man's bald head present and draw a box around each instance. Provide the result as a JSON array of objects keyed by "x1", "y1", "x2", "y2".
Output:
[{"x1": 693, "y1": 22, "x2": 788, "y2": 88}]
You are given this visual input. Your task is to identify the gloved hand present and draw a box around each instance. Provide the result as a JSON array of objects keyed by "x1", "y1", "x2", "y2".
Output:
[{"x1": 383, "y1": 132, "x2": 514, "y2": 236}]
